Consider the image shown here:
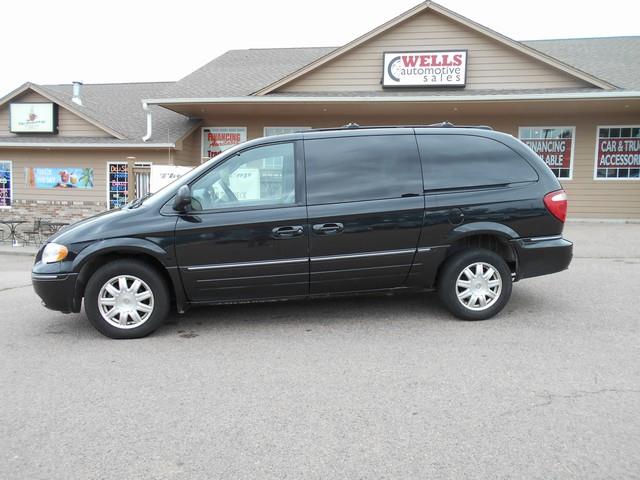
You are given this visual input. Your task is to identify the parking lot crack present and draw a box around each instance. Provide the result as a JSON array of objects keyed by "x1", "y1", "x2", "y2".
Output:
[
  {"x1": 499, "y1": 388, "x2": 640, "y2": 417},
  {"x1": 0, "y1": 284, "x2": 32, "y2": 293}
]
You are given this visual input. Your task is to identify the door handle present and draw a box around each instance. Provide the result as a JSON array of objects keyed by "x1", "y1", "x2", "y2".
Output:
[
  {"x1": 312, "y1": 223, "x2": 344, "y2": 235},
  {"x1": 272, "y1": 225, "x2": 304, "y2": 238}
]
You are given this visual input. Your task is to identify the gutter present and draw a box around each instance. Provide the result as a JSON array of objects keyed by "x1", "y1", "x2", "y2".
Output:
[
  {"x1": 143, "y1": 91, "x2": 640, "y2": 105},
  {"x1": 142, "y1": 102, "x2": 152, "y2": 142}
]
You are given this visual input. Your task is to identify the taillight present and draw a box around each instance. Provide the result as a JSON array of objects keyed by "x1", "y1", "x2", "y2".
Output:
[{"x1": 544, "y1": 189, "x2": 568, "y2": 223}]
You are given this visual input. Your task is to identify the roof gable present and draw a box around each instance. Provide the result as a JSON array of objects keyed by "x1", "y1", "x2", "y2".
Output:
[
  {"x1": 0, "y1": 82, "x2": 198, "y2": 145},
  {"x1": 255, "y1": 1, "x2": 615, "y2": 95},
  {"x1": 0, "y1": 83, "x2": 127, "y2": 138}
]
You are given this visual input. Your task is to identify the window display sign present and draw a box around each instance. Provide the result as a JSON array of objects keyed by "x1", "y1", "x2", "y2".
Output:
[
  {"x1": 25, "y1": 167, "x2": 94, "y2": 189},
  {"x1": 595, "y1": 126, "x2": 640, "y2": 179},
  {"x1": 0, "y1": 161, "x2": 12, "y2": 208},
  {"x1": 382, "y1": 51, "x2": 467, "y2": 87},
  {"x1": 10, "y1": 103, "x2": 58, "y2": 133},
  {"x1": 202, "y1": 127, "x2": 247, "y2": 159},
  {"x1": 228, "y1": 168, "x2": 260, "y2": 201},
  {"x1": 519, "y1": 127, "x2": 575, "y2": 179},
  {"x1": 150, "y1": 165, "x2": 193, "y2": 193},
  {"x1": 108, "y1": 162, "x2": 129, "y2": 209}
]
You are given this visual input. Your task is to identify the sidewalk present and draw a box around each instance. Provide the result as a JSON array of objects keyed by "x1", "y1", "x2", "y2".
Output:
[{"x1": 0, "y1": 244, "x2": 39, "y2": 256}]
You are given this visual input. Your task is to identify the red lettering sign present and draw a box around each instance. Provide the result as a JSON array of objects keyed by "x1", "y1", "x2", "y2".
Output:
[
  {"x1": 597, "y1": 138, "x2": 640, "y2": 168},
  {"x1": 523, "y1": 139, "x2": 572, "y2": 168}
]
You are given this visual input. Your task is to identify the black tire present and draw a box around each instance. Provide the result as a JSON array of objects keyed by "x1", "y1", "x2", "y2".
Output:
[
  {"x1": 84, "y1": 259, "x2": 170, "y2": 339},
  {"x1": 437, "y1": 248, "x2": 512, "y2": 321}
]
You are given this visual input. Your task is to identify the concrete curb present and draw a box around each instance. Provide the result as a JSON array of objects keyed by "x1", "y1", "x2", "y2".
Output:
[{"x1": 567, "y1": 218, "x2": 640, "y2": 224}]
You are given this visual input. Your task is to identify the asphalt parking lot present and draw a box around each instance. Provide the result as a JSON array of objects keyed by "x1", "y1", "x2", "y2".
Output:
[{"x1": 1, "y1": 222, "x2": 639, "y2": 479}]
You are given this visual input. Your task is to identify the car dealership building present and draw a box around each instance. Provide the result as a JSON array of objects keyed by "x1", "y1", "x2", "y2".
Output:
[{"x1": 1, "y1": 1, "x2": 639, "y2": 223}]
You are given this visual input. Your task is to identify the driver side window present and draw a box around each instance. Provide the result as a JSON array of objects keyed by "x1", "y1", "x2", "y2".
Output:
[{"x1": 190, "y1": 142, "x2": 296, "y2": 211}]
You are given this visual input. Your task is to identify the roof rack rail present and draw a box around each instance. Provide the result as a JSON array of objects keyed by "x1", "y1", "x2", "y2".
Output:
[{"x1": 304, "y1": 122, "x2": 493, "y2": 133}]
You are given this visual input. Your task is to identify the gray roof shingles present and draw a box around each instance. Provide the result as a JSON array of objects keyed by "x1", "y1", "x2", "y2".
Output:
[
  {"x1": 41, "y1": 82, "x2": 199, "y2": 144},
  {"x1": 524, "y1": 37, "x2": 640, "y2": 90},
  {"x1": 1, "y1": 37, "x2": 637, "y2": 147},
  {"x1": 163, "y1": 47, "x2": 337, "y2": 98}
]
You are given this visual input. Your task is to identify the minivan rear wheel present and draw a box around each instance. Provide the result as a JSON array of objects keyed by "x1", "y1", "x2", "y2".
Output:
[
  {"x1": 437, "y1": 248, "x2": 512, "y2": 320},
  {"x1": 84, "y1": 259, "x2": 170, "y2": 339}
]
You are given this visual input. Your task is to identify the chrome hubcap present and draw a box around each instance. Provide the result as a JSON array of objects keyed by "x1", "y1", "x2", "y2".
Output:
[
  {"x1": 455, "y1": 262, "x2": 502, "y2": 311},
  {"x1": 98, "y1": 275, "x2": 154, "y2": 329}
]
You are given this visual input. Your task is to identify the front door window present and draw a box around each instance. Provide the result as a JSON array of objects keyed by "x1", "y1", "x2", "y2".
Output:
[{"x1": 190, "y1": 142, "x2": 296, "y2": 211}]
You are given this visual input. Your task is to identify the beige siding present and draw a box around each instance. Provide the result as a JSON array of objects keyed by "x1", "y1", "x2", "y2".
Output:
[
  {"x1": 279, "y1": 10, "x2": 590, "y2": 92},
  {"x1": 173, "y1": 128, "x2": 202, "y2": 166},
  {"x1": 0, "y1": 90, "x2": 111, "y2": 137},
  {"x1": 0, "y1": 149, "x2": 172, "y2": 206}
]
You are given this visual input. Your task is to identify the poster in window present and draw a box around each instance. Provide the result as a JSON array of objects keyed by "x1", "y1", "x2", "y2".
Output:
[
  {"x1": 150, "y1": 165, "x2": 193, "y2": 193},
  {"x1": 229, "y1": 168, "x2": 261, "y2": 201},
  {"x1": 25, "y1": 167, "x2": 94, "y2": 188},
  {"x1": 0, "y1": 161, "x2": 12, "y2": 207},
  {"x1": 108, "y1": 163, "x2": 129, "y2": 209},
  {"x1": 518, "y1": 127, "x2": 575, "y2": 179},
  {"x1": 595, "y1": 126, "x2": 640, "y2": 179},
  {"x1": 202, "y1": 127, "x2": 246, "y2": 160}
]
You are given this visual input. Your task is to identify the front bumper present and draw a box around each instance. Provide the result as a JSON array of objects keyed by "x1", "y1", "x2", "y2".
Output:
[
  {"x1": 512, "y1": 235, "x2": 573, "y2": 280},
  {"x1": 32, "y1": 272, "x2": 80, "y2": 314}
]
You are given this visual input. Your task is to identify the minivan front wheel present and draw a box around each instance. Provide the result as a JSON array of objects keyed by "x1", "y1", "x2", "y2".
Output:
[
  {"x1": 84, "y1": 260, "x2": 170, "y2": 339},
  {"x1": 438, "y1": 249, "x2": 512, "y2": 321}
]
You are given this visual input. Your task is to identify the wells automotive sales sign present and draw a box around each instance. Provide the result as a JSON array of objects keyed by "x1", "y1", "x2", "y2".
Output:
[{"x1": 382, "y1": 51, "x2": 467, "y2": 87}]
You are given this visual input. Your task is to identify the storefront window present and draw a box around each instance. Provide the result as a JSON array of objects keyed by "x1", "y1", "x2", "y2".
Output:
[
  {"x1": 0, "y1": 161, "x2": 12, "y2": 208},
  {"x1": 595, "y1": 126, "x2": 640, "y2": 179},
  {"x1": 518, "y1": 127, "x2": 575, "y2": 179},
  {"x1": 107, "y1": 162, "x2": 129, "y2": 209},
  {"x1": 263, "y1": 126, "x2": 310, "y2": 137},
  {"x1": 202, "y1": 127, "x2": 247, "y2": 160}
]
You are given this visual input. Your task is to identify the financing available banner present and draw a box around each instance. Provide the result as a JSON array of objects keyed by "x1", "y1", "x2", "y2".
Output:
[
  {"x1": 202, "y1": 127, "x2": 247, "y2": 160},
  {"x1": 25, "y1": 167, "x2": 94, "y2": 189},
  {"x1": 521, "y1": 137, "x2": 573, "y2": 169}
]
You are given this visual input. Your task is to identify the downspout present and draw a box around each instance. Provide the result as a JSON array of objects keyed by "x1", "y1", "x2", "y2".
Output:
[{"x1": 142, "y1": 102, "x2": 152, "y2": 142}]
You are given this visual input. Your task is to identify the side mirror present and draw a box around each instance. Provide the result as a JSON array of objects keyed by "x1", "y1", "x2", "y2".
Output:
[{"x1": 173, "y1": 185, "x2": 191, "y2": 212}]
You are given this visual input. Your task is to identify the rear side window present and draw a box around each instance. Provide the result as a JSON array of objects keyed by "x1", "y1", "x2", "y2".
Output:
[
  {"x1": 305, "y1": 135, "x2": 422, "y2": 204},
  {"x1": 417, "y1": 134, "x2": 538, "y2": 190}
]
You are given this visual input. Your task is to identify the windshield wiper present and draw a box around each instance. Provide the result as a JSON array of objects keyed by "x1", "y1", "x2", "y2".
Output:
[{"x1": 128, "y1": 192, "x2": 153, "y2": 209}]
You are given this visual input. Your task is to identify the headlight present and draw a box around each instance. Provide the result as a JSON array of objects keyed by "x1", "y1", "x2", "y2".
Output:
[{"x1": 42, "y1": 243, "x2": 69, "y2": 264}]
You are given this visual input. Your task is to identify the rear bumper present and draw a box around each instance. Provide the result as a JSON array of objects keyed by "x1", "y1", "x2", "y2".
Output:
[
  {"x1": 31, "y1": 273, "x2": 80, "y2": 314},
  {"x1": 512, "y1": 235, "x2": 573, "y2": 280}
]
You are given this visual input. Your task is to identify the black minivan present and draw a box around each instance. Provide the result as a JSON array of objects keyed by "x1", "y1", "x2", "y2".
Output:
[{"x1": 32, "y1": 124, "x2": 572, "y2": 339}]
